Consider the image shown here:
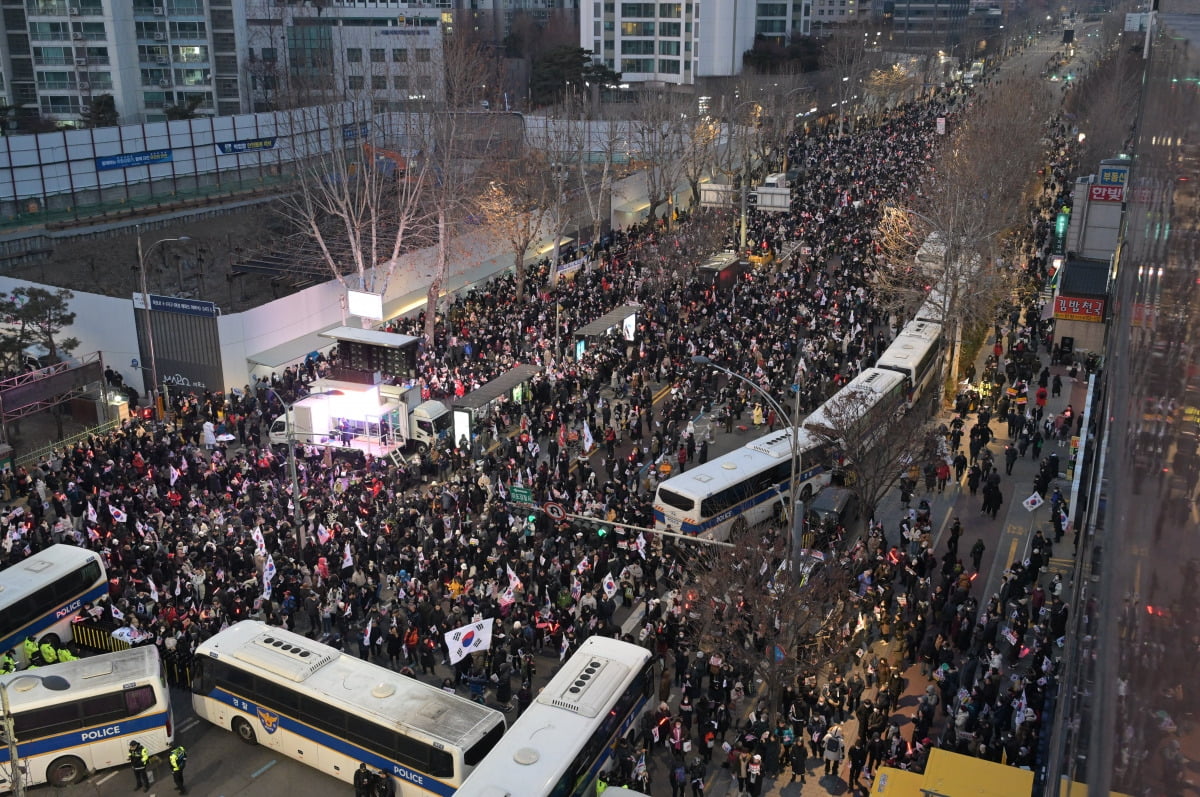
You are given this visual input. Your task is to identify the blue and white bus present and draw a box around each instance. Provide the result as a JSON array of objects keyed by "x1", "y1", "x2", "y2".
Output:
[
  {"x1": 0, "y1": 646, "x2": 174, "y2": 789},
  {"x1": 190, "y1": 620, "x2": 506, "y2": 796},
  {"x1": 653, "y1": 428, "x2": 833, "y2": 541},
  {"x1": 455, "y1": 636, "x2": 654, "y2": 797},
  {"x1": 876, "y1": 320, "x2": 946, "y2": 409},
  {"x1": 0, "y1": 544, "x2": 107, "y2": 667}
]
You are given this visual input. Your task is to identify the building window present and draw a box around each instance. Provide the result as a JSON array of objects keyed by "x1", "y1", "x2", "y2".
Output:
[
  {"x1": 415, "y1": 48, "x2": 431, "y2": 62},
  {"x1": 261, "y1": 47, "x2": 277, "y2": 62},
  {"x1": 659, "y1": 21, "x2": 680, "y2": 35},
  {"x1": 347, "y1": 48, "x2": 362, "y2": 62},
  {"x1": 757, "y1": 2, "x2": 788, "y2": 15},
  {"x1": 394, "y1": 75, "x2": 409, "y2": 89},
  {"x1": 621, "y1": 40, "x2": 654, "y2": 54},
  {"x1": 658, "y1": 58, "x2": 680, "y2": 73},
  {"x1": 370, "y1": 48, "x2": 385, "y2": 62},
  {"x1": 620, "y1": 3, "x2": 655, "y2": 17},
  {"x1": 372, "y1": 75, "x2": 387, "y2": 90},
  {"x1": 658, "y1": 40, "x2": 680, "y2": 54},
  {"x1": 348, "y1": 75, "x2": 364, "y2": 90},
  {"x1": 169, "y1": 21, "x2": 205, "y2": 38},
  {"x1": 621, "y1": 58, "x2": 654, "y2": 72},
  {"x1": 620, "y1": 21, "x2": 655, "y2": 35},
  {"x1": 659, "y1": 3, "x2": 681, "y2": 16},
  {"x1": 392, "y1": 48, "x2": 407, "y2": 62}
]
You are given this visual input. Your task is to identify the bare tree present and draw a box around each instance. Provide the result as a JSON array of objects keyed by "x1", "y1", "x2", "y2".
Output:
[
  {"x1": 278, "y1": 101, "x2": 431, "y2": 310},
  {"x1": 476, "y1": 152, "x2": 554, "y2": 301},
  {"x1": 1064, "y1": 31, "x2": 1141, "y2": 167},
  {"x1": 416, "y1": 34, "x2": 508, "y2": 343},
  {"x1": 874, "y1": 75, "x2": 1053, "y2": 401},
  {"x1": 803, "y1": 386, "x2": 940, "y2": 525},
  {"x1": 821, "y1": 26, "x2": 875, "y2": 135},
  {"x1": 681, "y1": 531, "x2": 857, "y2": 723},
  {"x1": 629, "y1": 90, "x2": 692, "y2": 226}
]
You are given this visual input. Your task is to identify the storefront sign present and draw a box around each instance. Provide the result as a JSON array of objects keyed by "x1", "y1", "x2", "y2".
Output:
[
  {"x1": 1089, "y1": 184, "x2": 1124, "y2": 203},
  {"x1": 1054, "y1": 295, "x2": 1105, "y2": 322}
]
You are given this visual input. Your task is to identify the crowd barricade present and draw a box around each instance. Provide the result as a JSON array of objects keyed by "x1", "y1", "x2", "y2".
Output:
[{"x1": 71, "y1": 619, "x2": 133, "y2": 653}]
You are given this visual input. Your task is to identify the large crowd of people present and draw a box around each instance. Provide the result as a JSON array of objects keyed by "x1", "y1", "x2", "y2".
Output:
[{"x1": 0, "y1": 79, "x2": 1085, "y2": 796}]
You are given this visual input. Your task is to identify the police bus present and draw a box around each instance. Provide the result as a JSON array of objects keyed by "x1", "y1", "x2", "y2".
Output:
[
  {"x1": 876, "y1": 320, "x2": 946, "y2": 409},
  {"x1": 0, "y1": 544, "x2": 107, "y2": 667},
  {"x1": 455, "y1": 636, "x2": 653, "y2": 797},
  {"x1": 0, "y1": 646, "x2": 174, "y2": 788},
  {"x1": 190, "y1": 620, "x2": 506, "y2": 796},
  {"x1": 653, "y1": 428, "x2": 833, "y2": 541}
]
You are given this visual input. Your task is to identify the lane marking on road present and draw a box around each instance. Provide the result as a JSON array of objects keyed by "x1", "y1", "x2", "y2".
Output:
[
  {"x1": 1005, "y1": 537, "x2": 1019, "y2": 570},
  {"x1": 251, "y1": 760, "x2": 278, "y2": 778},
  {"x1": 177, "y1": 717, "x2": 200, "y2": 734},
  {"x1": 96, "y1": 771, "x2": 117, "y2": 785}
]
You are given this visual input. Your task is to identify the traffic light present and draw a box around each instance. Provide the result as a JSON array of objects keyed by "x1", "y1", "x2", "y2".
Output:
[
  {"x1": 527, "y1": 514, "x2": 537, "y2": 524},
  {"x1": 596, "y1": 526, "x2": 609, "y2": 538}
]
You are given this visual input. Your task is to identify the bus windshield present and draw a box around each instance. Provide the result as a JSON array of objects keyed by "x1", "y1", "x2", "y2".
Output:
[{"x1": 656, "y1": 488, "x2": 695, "y2": 512}]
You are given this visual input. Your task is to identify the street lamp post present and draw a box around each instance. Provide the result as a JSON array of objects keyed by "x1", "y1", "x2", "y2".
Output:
[
  {"x1": 136, "y1": 224, "x2": 191, "y2": 419},
  {"x1": 692, "y1": 355, "x2": 808, "y2": 552},
  {"x1": 2, "y1": 673, "x2": 70, "y2": 797},
  {"x1": 266, "y1": 387, "x2": 343, "y2": 548}
]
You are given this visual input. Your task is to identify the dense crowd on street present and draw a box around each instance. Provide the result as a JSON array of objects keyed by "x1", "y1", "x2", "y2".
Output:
[{"x1": 0, "y1": 81, "x2": 1087, "y2": 796}]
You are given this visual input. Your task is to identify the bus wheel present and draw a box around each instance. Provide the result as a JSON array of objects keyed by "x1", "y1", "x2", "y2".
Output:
[
  {"x1": 730, "y1": 517, "x2": 748, "y2": 541},
  {"x1": 233, "y1": 716, "x2": 258, "y2": 745},
  {"x1": 47, "y1": 755, "x2": 87, "y2": 787},
  {"x1": 801, "y1": 484, "x2": 813, "y2": 502}
]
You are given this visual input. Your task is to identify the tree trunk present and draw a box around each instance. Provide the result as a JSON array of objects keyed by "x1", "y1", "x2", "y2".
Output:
[
  {"x1": 514, "y1": 252, "x2": 526, "y2": 301},
  {"x1": 425, "y1": 208, "x2": 448, "y2": 345}
]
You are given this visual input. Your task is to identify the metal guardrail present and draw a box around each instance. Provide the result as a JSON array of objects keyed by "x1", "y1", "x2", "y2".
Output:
[{"x1": 14, "y1": 418, "x2": 120, "y2": 468}]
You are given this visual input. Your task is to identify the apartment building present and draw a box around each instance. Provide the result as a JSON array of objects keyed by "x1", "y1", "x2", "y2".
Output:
[
  {"x1": 0, "y1": 0, "x2": 446, "y2": 128},
  {"x1": 581, "y1": 0, "x2": 810, "y2": 86},
  {"x1": 0, "y1": 0, "x2": 239, "y2": 125}
]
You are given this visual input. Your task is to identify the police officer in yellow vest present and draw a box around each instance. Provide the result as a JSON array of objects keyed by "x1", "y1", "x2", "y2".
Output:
[
  {"x1": 1, "y1": 649, "x2": 16, "y2": 673},
  {"x1": 129, "y1": 740, "x2": 151, "y2": 791},
  {"x1": 39, "y1": 640, "x2": 58, "y2": 665},
  {"x1": 23, "y1": 635, "x2": 39, "y2": 666},
  {"x1": 168, "y1": 745, "x2": 187, "y2": 794},
  {"x1": 57, "y1": 645, "x2": 76, "y2": 662}
]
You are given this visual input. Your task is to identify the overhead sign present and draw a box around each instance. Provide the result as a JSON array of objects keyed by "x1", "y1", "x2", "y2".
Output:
[
  {"x1": 754, "y1": 186, "x2": 791, "y2": 212},
  {"x1": 1054, "y1": 295, "x2": 1105, "y2": 322},
  {"x1": 509, "y1": 486, "x2": 533, "y2": 504},
  {"x1": 216, "y1": 137, "x2": 277, "y2": 155},
  {"x1": 133, "y1": 293, "x2": 219, "y2": 318},
  {"x1": 700, "y1": 183, "x2": 736, "y2": 208},
  {"x1": 95, "y1": 149, "x2": 172, "y2": 171},
  {"x1": 1125, "y1": 12, "x2": 1149, "y2": 31},
  {"x1": 1089, "y1": 184, "x2": 1124, "y2": 203}
]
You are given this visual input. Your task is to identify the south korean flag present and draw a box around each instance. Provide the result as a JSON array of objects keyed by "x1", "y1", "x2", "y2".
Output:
[{"x1": 444, "y1": 619, "x2": 494, "y2": 665}]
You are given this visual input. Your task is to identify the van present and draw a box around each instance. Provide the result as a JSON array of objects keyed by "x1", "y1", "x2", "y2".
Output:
[
  {"x1": 806, "y1": 486, "x2": 860, "y2": 542},
  {"x1": 763, "y1": 172, "x2": 789, "y2": 189}
]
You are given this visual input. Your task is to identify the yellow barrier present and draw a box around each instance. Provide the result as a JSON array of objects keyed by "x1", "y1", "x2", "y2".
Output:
[{"x1": 71, "y1": 621, "x2": 132, "y2": 654}]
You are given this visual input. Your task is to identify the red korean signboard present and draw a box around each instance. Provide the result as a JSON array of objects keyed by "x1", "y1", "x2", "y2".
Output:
[
  {"x1": 1055, "y1": 295, "x2": 1105, "y2": 322},
  {"x1": 1089, "y1": 184, "x2": 1124, "y2": 203}
]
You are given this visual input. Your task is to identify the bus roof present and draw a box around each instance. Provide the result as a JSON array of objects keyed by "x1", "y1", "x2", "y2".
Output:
[
  {"x1": 0, "y1": 646, "x2": 159, "y2": 703},
  {"x1": 658, "y1": 428, "x2": 823, "y2": 501},
  {"x1": 196, "y1": 621, "x2": 501, "y2": 747},
  {"x1": 0, "y1": 544, "x2": 103, "y2": 604},
  {"x1": 456, "y1": 637, "x2": 651, "y2": 797},
  {"x1": 804, "y1": 368, "x2": 908, "y2": 436}
]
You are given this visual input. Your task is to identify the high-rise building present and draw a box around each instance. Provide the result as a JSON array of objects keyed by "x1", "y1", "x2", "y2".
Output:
[
  {"x1": 0, "y1": 0, "x2": 235, "y2": 126},
  {"x1": 0, "y1": 0, "x2": 447, "y2": 128},
  {"x1": 581, "y1": 0, "x2": 811, "y2": 86}
]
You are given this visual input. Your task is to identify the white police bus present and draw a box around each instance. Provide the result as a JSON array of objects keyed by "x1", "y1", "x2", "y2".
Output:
[
  {"x1": 876, "y1": 319, "x2": 946, "y2": 409},
  {"x1": 0, "y1": 646, "x2": 174, "y2": 788},
  {"x1": 0, "y1": 544, "x2": 107, "y2": 667},
  {"x1": 455, "y1": 636, "x2": 654, "y2": 797},
  {"x1": 190, "y1": 620, "x2": 506, "y2": 796},
  {"x1": 653, "y1": 428, "x2": 833, "y2": 541}
]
